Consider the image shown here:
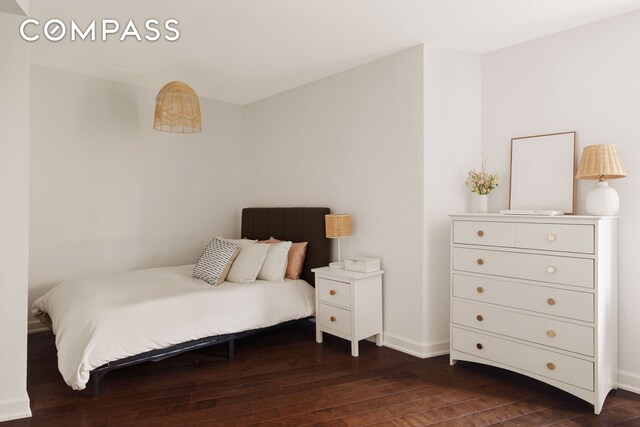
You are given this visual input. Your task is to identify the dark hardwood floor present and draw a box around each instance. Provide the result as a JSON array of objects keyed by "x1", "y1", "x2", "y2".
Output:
[{"x1": 3, "y1": 321, "x2": 639, "y2": 426}]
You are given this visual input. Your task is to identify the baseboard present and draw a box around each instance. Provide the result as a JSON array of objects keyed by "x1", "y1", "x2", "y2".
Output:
[
  {"x1": 383, "y1": 332, "x2": 449, "y2": 358},
  {"x1": 28, "y1": 320, "x2": 48, "y2": 334},
  {"x1": 0, "y1": 393, "x2": 31, "y2": 422},
  {"x1": 619, "y1": 369, "x2": 640, "y2": 395}
]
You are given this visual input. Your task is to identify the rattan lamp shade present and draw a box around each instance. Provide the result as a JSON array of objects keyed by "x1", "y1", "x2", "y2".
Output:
[
  {"x1": 153, "y1": 81, "x2": 202, "y2": 133},
  {"x1": 325, "y1": 214, "x2": 351, "y2": 238},
  {"x1": 576, "y1": 144, "x2": 626, "y2": 180}
]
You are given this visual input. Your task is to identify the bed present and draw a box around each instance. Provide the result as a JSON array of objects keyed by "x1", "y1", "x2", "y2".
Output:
[{"x1": 32, "y1": 207, "x2": 330, "y2": 396}]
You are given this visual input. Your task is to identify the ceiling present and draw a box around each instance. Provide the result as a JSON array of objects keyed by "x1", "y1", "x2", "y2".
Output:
[{"x1": 28, "y1": 0, "x2": 640, "y2": 105}]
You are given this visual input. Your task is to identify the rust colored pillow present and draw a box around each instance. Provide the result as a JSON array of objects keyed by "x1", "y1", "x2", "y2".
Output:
[{"x1": 258, "y1": 237, "x2": 308, "y2": 280}]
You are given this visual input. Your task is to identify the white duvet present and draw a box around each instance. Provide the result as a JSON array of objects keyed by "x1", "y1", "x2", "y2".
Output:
[{"x1": 32, "y1": 265, "x2": 315, "y2": 390}]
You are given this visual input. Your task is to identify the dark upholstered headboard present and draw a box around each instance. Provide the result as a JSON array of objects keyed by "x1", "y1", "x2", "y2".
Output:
[{"x1": 241, "y1": 207, "x2": 330, "y2": 285}]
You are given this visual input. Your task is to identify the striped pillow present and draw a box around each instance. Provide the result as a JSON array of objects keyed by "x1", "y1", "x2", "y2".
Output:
[{"x1": 192, "y1": 238, "x2": 240, "y2": 285}]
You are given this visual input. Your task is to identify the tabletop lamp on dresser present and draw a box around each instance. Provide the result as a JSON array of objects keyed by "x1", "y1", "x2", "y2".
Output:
[{"x1": 576, "y1": 144, "x2": 626, "y2": 216}]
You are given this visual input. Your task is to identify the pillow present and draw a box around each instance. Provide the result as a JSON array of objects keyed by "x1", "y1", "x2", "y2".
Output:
[
  {"x1": 257, "y1": 241, "x2": 292, "y2": 281},
  {"x1": 192, "y1": 238, "x2": 240, "y2": 285},
  {"x1": 225, "y1": 242, "x2": 270, "y2": 284},
  {"x1": 217, "y1": 237, "x2": 257, "y2": 247},
  {"x1": 260, "y1": 237, "x2": 308, "y2": 280}
]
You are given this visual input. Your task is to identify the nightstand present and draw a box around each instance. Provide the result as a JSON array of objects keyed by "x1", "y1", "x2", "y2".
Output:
[{"x1": 311, "y1": 266, "x2": 384, "y2": 356}]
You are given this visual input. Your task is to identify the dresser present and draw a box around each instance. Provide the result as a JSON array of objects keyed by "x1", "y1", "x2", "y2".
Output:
[
  {"x1": 312, "y1": 267, "x2": 384, "y2": 356},
  {"x1": 449, "y1": 214, "x2": 617, "y2": 414}
]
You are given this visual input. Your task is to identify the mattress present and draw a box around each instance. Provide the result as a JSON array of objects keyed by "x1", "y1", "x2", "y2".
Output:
[{"x1": 32, "y1": 265, "x2": 315, "y2": 390}]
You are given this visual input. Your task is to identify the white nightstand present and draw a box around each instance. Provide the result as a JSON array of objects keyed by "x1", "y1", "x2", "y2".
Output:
[{"x1": 312, "y1": 266, "x2": 384, "y2": 356}]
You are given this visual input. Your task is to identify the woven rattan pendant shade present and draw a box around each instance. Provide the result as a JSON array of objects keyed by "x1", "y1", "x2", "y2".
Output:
[
  {"x1": 154, "y1": 81, "x2": 202, "y2": 133},
  {"x1": 576, "y1": 144, "x2": 626, "y2": 180}
]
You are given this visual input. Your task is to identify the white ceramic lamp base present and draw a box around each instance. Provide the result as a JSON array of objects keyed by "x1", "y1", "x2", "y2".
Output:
[
  {"x1": 585, "y1": 181, "x2": 620, "y2": 216},
  {"x1": 329, "y1": 262, "x2": 344, "y2": 269}
]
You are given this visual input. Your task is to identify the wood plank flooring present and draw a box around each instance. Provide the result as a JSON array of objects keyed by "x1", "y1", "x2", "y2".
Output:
[{"x1": 2, "y1": 321, "x2": 639, "y2": 426}]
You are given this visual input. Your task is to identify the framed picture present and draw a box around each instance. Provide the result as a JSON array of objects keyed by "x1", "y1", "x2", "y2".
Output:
[{"x1": 509, "y1": 131, "x2": 577, "y2": 214}]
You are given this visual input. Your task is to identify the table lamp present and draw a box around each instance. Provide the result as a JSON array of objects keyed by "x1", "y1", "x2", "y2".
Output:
[
  {"x1": 325, "y1": 214, "x2": 351, "y2": 269},
  {"x1": 576, "y1": 144, "x2": 626, "y2": 215}
]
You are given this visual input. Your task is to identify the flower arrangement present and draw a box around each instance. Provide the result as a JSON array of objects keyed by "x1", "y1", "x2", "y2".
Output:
[{"x1": 465, "y1": 158, "x2": 499, "y2": 195}]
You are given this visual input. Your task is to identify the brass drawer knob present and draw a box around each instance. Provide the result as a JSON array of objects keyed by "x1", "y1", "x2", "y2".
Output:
[
  {"x1": 547, "y1": 266, "x2": 556, "y2": 274},
  {"x1": 329, "y1": 290, "x2": 336, "y2": 296},
  {"x1": 477, "y1": 286, "x2": 484, "y2": 293},
  {"x1": 477, "y1": 230, "x2": 484, "y2": 237},
  {"x1": 547, "y1": 362, "x2": 556, "y2": 370},
  {"x1": 476, "y1": 343, "x2": 483, "y2": 350},
  {"x1": 330, "y1": 316, "x2": 336, "y2": 322},
  {"x1": 476, "y1": 315, "x2": 484, "y2": 321},
  {"x1": 547, "y1": 330, "x2": 556, "y2": 338},
  {"x1": 477, "y1": 259, "x2": 484, "y2": 265},
  {"x1": 548, "y1": 233, "x2": 557, "y2": 242},
  {"x1": 547, "y1": 298, "x2": 556, "y2": 306}
]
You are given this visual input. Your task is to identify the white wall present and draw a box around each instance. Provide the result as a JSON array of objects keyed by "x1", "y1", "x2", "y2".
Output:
[
  {"x1": 0, "y1": 11, "x2": 31, "y2": 422},
  {"x1": 243, "y1": 46, "x2": 427, "y2": 350},
  {"x1": 242, "y1": 45, "x2": 482, "y2": 356},
  {"x1": 483, "y1": 10, "x2": 640, "y2": 392},
  {"x1": 28, "y1": 66, "x2": 244, "y2": 323},
  {"x1": 423, "y1": 46, "x2": 482, "y2": 351}
]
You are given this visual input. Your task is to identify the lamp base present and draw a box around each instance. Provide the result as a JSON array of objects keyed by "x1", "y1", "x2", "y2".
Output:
[
  {"x1": 585, "y1": 181, "x2": 620, "y2": 216},
  {"x1": 329, "y1": 262, "x2": 344, "y2": 269}
]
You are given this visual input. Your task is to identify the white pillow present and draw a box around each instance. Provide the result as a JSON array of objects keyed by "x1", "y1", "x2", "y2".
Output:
[
  {"x1": 225, "y1": 242, "x2": 269, "y2": 284},
  {"x1": 257, "y1": 241, "x2": 292, "y2": 281},
  {"x1": 217, "y1": 237, "x2": 257, "y2": 247}
]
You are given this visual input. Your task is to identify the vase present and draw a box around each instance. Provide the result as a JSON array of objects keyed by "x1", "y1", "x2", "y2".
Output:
[{"x1": 475, "y1": 194, "x2": 488, "y2": 213}]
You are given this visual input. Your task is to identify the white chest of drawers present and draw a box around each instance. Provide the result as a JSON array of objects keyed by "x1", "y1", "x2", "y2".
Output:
[{"x1": 449, "y1": 214, "x2": 617, "y2": 414}]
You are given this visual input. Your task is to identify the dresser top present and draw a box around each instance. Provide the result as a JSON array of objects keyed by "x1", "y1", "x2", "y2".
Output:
[{"x1": 450, "y1": 213, "x2": 617, "y2": 220}]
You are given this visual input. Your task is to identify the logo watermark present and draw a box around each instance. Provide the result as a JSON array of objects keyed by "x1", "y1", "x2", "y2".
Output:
[{"x1": 20, "y1": 18, "x2": 180, "y2": 42}]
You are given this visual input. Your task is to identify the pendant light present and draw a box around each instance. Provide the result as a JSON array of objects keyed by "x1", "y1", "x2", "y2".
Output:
[{"x1": 153, "y1": 80, "x2": 202, "y2": 133}]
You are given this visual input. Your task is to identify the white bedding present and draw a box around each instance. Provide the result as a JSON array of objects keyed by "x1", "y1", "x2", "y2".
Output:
[{"x1": 32, "y1": 265, "x2": 315, "y2": 390}]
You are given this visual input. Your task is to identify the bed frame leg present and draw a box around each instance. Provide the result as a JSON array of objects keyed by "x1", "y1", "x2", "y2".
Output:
[
  {"x1": 229, "y1": 339, "x2": 235, "y2": 359},
  {"x1": 91, "y1": 371, "x2": 107, "y2": 398}
]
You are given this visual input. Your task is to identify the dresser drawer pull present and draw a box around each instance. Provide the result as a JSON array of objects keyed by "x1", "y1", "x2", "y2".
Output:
[
  {"x1": 547, "y1": 330, "x2": 556, "y2": 338},
  {"x1": 547, "y1": 298, "x2": 556, "y2": 306},
  {"x1": 330, "y1": 316, "x2": 336, "y2": 322},
  {"x1": 476, "y1": 286, "x2": 484, "y2": 293},
  {"x1": 548, "y1": 233, "x2": 557, "y2": 242},
  {"x1": 476, "y1": 315, "x2": 484, "y2": 321},
  {"x1": 547, "y1": 266, "x2": 556, "y2": 274},
  {"x1": 329, "y1": 289, "x2": 336, "y2": 295},
  {"x1": 547, "y1": 362, "x2": 556, "y2": 370},
  {"x1": 477, "y1": 259, "x2": 484, "y2": 265},
  {"x1": 476, "y1": 343, "x2": 483, "y2": 350},
  {"x1": 477, "y1": 230, "x2": 484, "y2": 237}
]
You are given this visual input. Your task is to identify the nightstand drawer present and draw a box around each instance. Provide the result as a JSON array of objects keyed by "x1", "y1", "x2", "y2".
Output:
[
  {"x1": 317, "y1": 278, "x2": 351, "y2": 308},
  {"x1": 452, "y1": 274, "x2": 594, "y2": 322},
  {"x1": 453, "y1": 247, "x2": 594, "y2": 289},
  {"x1": 452, "y1": 300, "x2": 594, "y2": 356},
  {"x1": 516, "y1": 223, "x2": 594, "y2": 254},
  {"x1": 452, "y1": 327, "x2": 594, "y2": 391},
  {"x1": 317, "y1": 303, "x2": 351, "y2": 335},
  {"x1": 453, "y1": 221, "x2": 516, "y2": 248}
]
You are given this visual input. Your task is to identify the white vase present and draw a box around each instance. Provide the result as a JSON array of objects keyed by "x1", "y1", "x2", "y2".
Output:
[{"x1": 476, "y1": 194, "x2": 488, "y2": 213}]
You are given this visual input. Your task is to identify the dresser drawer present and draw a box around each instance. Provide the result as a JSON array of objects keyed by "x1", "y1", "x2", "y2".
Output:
[
  {"x1": 317, "y1": 278, "x2": 351, "y2": 308},
  {"x1": 453, "y1": 248, "x2": 594, "y2": 289},
  {"x1": 452, "y1": 300, "x2": 594, "y2": 356},
  {"x1": 452, "y1": 327, "x2": 594, "y2": 391},
  {"x1": 516, "y1": 223, "x2": 594, "y2": 254},
  {"x1": 453, "y1": 274, "x2": 594, "y2": 322},
  {"x1": 453, "y1": 221, "x2": 516, "y2": 248},
  {"x1": 317, "y1": 303, "x2": 351, "y2": 335}
]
